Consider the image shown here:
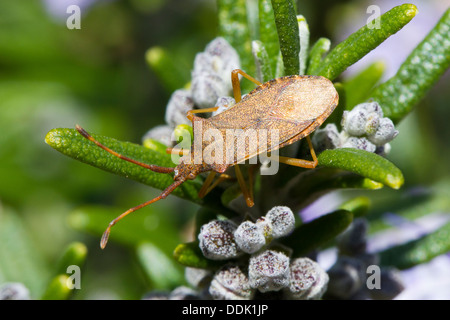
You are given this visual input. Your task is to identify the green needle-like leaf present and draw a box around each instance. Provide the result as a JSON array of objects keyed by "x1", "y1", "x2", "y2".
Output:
[
  {"x1": 312, "y1": 4, "x2": 418, "y2": 80},
  {"x1": 282, "y1": 210, "x2": 353, "y2": 257},
  {"x1": 55, "y1": 242, "x2": 87, "y2": 276},
  {"x1": 41, "y1": 275, "x2": 72, "y2": 300},
  {"x1": 142, "y1": 138, "x2": 169, "y2": 154},
  {"x1": 259, "y1": 0, "x2": 280, "y2": 73},
  {"x1": 318, "y1": 148, "x2": 404, "y2": 189},
  {"x1": 45, "y1": 128, "x2": 202, "y2": 203},
  {"x1": 307, "y1": 37, "x2": 331, "y2": 75},
  {"x1": 297, "y1": 15, "x2": 309, "y2": 75},
  {"x1": 280, "y1": 167, "x2": 382, "y2": 212},
  {"x1": 274, "y1": 51, "x2": 285, "y2": 78},
  {"x1": 379, "y1": 221, "x2": 450, "y2": 270},
  {"x1": 173, "y1": 241, "x2": 222, "y2": 269},
  {"x1": 370, "y1": 8, "x2": 450, "y2": 124},
  {"x1": 217, "y1": 0, "x2": 253, "y2": 74},
  {"x1": 137, "y1": 242, "x2": 184, "y2": 289},
  {"x1": 270, "y1": 0, "x2": 300, "y2": 75},
  {"x1": 252, "y1": 40, "x2": 274, "y2": 82}
]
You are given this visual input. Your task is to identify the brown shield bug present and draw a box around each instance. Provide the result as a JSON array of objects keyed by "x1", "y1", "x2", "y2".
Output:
[{"x1": 76, "y1": 69, "x2": 338, "y2": 248}]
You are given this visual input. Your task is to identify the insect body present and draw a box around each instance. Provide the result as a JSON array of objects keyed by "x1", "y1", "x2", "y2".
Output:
[{"x1": 76, "y1": 69, "x2": 338, "y2": 248}]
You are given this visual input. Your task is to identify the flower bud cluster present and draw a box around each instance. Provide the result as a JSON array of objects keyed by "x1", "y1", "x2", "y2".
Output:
[
  {"x1": 312, "y1": 102, "x2": 398, "y2": 155},
  {"x1": 191, "y1": 37, "x2": 240, "y2": 108},
  {"x1": 192, "y1": 206, "x2": 329, "y2": 300},
  {"x1": 326, "y1": 218, "x2": 404, "y2": 300},
  {"x1": 198, "y1": 206, "x2": 295, "y2": 259},
  {"x1": 205, "y1": 252, "x2": 329, "y2": 300},
  {"x1": 142, "y1": 37, "x2": 240, "y2": 146}
]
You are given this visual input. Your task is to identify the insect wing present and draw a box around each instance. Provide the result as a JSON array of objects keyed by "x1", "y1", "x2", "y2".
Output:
[
  {"x1": 209, "y1": 79, "x2": 290, "y2": 129},
  {"x1": 266, "y1": 76, "x2": 338, "y2": 149},
  {"x1": 204, "y1": 76, "x2": 338, "y2": 165}
]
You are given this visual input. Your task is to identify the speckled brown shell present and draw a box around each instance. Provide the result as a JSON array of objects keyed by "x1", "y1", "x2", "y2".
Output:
[{"x1": 191, "y1": 75, "x2": 339, "y2": 173}]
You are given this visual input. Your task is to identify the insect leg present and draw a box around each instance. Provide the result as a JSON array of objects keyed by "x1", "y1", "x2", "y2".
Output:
[
  {"x1": 276, "y1": 136, "x2": 318, "y2": 169},
  {"x1": 198, "y1": 171, "x2": 217, "y2": 198},
  {"x1": 198, "y1": 172, "x2": 235, "y2": 198},
  {"x1": 76, "y1": 125, "x2": 174, "y2": 173},
  {"x1": 186, "y1": 107, "x2": 219, "y2": 121},
  {"x1": 206, "y1": 173, "x2": 234, "y2": 195},
  {"x1": 100, "y1": 179, "x2": 184, "y2": 249},
  {"x1": 231, "y1": 69, "x2": 262, "y2": 102},
  {"x1": 234, "y1": 165, "x2": 255, "y2": 207},
  {"x1": 248, "y1": 164, "x2": 258, "y2": 200},
  {"x1": 166, "y1": 147, "x2": 190, "y2": 156}
]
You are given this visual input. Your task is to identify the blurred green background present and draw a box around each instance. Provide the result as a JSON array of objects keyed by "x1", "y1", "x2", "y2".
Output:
[{"x1": 0, "y1": 0, "x2": 448, "y2": 299}]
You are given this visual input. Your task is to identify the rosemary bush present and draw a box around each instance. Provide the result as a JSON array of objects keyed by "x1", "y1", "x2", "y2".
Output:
[{"x1": 1, "y1": 0, "x2": 449, "y2": 300}]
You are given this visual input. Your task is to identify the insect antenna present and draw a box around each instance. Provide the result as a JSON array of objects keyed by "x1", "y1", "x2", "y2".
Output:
[
  {"x1": 75, "y1": 124, "x2": 174, "y2": 174},
  {"x1": 100, "y1": 178, "x2": 184, "y2": 249}
]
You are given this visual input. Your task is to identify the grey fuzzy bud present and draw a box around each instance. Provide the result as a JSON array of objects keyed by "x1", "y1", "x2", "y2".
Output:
[
  {"x1": 142, "y1": 124, "x2": 174, "y2": 147},
  {"x1": 198, "y1": 220, "x2": 242, "y2": 260},
  {"x1": 312, "y1": 123, "x2": 342, "y2": 152},
  {"x1": 205, "y1": 37, "x2": 240, "y2": 65},
  {"x1": 342, "y1": 109, "x2": 367, "y2": 136},
  {"x1": 361, "y1": 102, "x2": 383, "y2": 117},
  {"x1": 286, "y1": 258, "x2": 329, "y2": 300},
  {"x1": 326, "y1": 256, "x2": 366, "y2": 299},
  {"x1": 191, "y1": 72, "x2": 228, "y2": 109},
  {"x1": 192, "y1": 52, "x2": 214, "y2": 75},
  {"x1": 341, "y1": 136, "x2": 377, "y2": 153},
  {"x1": 190, "y1": 38, "x2": 240, "y2": 109},
  {"x1": 185, "y1": 267, "x2": 213, "y2": 289},
  {"x1": 358, "y1": 253, "x2": 380, "y2": 269},
  {"x1": 342, "y1": 102, "x2": 383, "y2": 137},
  {"x1": 265, "y1": 206, "x2": 295, "y2": 238},
  {"x1": 165, "y1": 89, "x2": 194, "y2": 126},
  {"x1": 204, "y1": 37, "x2": 241, "y2": 86},
  {"x1": 367, "y1": 117, "x2": 399, "y2": 146},
  {"x1": 0, "y1": 283, "x2": 30, "y2": 300},
  {"x1": 369, "y1": 268, "x2": 404, "y2": 300},
  {"x1": 234, "y1": 220, "x2": 266, "y2": 254},
  {"x1": 337, "y1": 218, "x2": 368, "y2": 256},
  {"x1": 209, "y1": 264, "x2": 255, "y2": 300},
  {"x1": 249, "y1": 250, "x2": 290, "y2": 292}
]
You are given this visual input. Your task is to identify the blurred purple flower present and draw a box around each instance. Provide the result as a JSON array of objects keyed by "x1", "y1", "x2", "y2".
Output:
[
  {"x1": 299, "y1": 192, "x2": 344, "y2": 223},
  {"x1": 303, "y1": 194, "x2": 450, "y2": 299},
  {"x1": 367, "y1": 212, "x2": 450, "y2": 300},
  {"x1": 42, "y1": 0, "x2": 110, "y2": 19}
]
